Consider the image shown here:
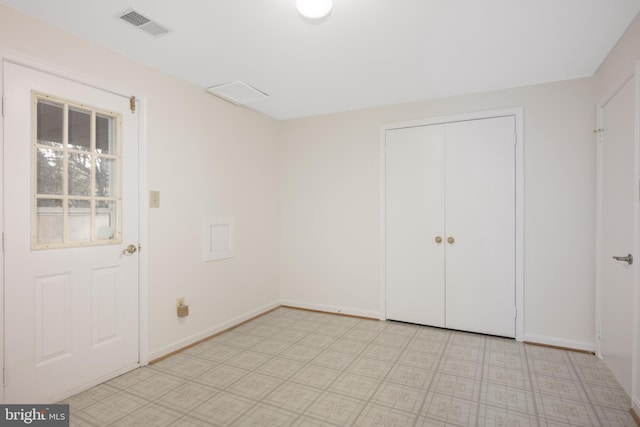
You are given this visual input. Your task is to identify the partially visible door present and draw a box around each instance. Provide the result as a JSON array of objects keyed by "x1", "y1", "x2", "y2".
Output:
[
  {"x1": 3, "y1": 61, "x2": 140, "y2": 403},
  {"x1": 599, "y1": 76, "x2": 635, "y2": 396},
  {"x1": 386, "y1": 124, "x2": 445, "y2": 326}
]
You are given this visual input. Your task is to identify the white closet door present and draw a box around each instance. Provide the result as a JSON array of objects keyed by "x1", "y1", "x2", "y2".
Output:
[
  {"x1": 444, "y1": 116, "x2": 516, "y2": 337},
  {"x1": 386, "y1": 125, "x2": 445, "y2": 326}
]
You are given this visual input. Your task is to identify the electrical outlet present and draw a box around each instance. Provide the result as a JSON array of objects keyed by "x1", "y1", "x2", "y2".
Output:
[{"x1": 176, "y1": 297, "x2": 189, "y2": 318}]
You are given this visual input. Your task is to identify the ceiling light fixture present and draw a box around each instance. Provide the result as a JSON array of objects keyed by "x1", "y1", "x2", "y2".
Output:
[{"x1": 296, "y1": 0, "x2": 333, "y2": 19}]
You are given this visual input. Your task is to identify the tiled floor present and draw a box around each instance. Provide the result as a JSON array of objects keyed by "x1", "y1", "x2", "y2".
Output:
[{"x1": 64, "y1": 307, "x2": 637, "y2": 426}]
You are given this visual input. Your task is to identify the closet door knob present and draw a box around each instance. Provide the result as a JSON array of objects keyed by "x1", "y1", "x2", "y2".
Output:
[
  {"x1": 447, "y1": 237, "x2": 455, "y2": 244},
  {"x1": 435, "y1": 236, "x2": 443, "y2": 244}
]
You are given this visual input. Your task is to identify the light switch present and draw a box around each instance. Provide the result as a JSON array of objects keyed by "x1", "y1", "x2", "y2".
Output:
[{"x1": 149, "y1": 191, "x2": 160, "y2": 208}]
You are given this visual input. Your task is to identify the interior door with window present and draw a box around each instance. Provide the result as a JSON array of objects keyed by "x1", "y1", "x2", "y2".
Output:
[{"x1": 3, "y1": 61, "x2": 140, "y2": 403}]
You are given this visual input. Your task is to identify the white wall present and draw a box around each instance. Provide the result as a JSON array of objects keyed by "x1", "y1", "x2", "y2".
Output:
[
  {"x1": 280, "y1": 78, "x2": 597, "y2": 350},
  {"x1": 0, "y1": 5, "x2": 282, "y2": 359},
  {"x1": 594, "y1": 11, "x2": 640, "y2": 416}
]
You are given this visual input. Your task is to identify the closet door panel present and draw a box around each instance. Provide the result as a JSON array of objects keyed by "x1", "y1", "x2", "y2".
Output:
[
  {"x1": 386, "y1": 125, "x2": 445, "y2": 326},
  {"x1": 444, "y1": 117, "x2": 516, "y2": 337}
]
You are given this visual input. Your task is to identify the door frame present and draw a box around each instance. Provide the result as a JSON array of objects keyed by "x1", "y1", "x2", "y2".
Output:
[
  {"x1": 379, "y1": 107, "x2": 525, "y2": 342},
  {"x1": 595, "y1": 61, "x2": 640, "y2": 407},
  {"x1": 0, "y1": 51, "x2": 150, "y2": 401}
]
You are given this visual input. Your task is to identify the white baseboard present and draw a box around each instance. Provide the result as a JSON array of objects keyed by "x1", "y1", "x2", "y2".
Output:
[
  {"x1": 280, "y1": 299, "x2": 380, "y2": 319},
  {"x1": 523, "y1": 333, "x2": 596, "y2": 353},
  {"x1": 151, "y1": 303, "x2": 600, "y2": 362},
  {"x1": 148, "y1": 300, "x2": 280, "y2": 361}
]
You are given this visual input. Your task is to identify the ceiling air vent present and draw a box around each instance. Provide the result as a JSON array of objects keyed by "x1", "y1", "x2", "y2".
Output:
[
  {"x1": 206, "y1": 81, "x2": 270, "y2": 106},
  {"x1": 119, "y1": 8, "x2": 169, "y2": 37}
]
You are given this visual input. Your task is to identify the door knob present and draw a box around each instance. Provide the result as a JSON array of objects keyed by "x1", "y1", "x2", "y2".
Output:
[
  {"x1": 122, "y1": 244, "x2": 138, "y2": 255},
  {"x1": 435, "y1": 236, "x2": 443, "y2": 244},
  {"x1": 447, "y1": 237, "x2": 455, "y2": 244},
  {"x1": 613, "y1": 254, "x2": 633, "y2": 265}
]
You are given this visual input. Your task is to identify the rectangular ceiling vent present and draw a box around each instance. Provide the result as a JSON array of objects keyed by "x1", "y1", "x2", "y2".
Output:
[
  {"x1": 206, "y1": 81, "x2": 270, "y2": 106},
  {"x1": 119, "y1": 8, "x2": 169, "y2": 37}
]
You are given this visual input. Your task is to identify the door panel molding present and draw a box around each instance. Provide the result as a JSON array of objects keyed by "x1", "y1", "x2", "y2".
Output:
[{"x1": 379, "y1": 107, "x2": 524, "y2": 342}]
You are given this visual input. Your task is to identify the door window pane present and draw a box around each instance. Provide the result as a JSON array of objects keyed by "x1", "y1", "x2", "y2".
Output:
[
  {"x1": 96, "y1": 114, "x2": 115, "y2": 155},
  {"x1": 37, "y1": 100, "x2": 63, "y2": 148},
  {"x1": 96, "y1": 157, "x2": 115, "y2": 197},
  {"x1": 68, "y1": 107, "x2": 91, "y2": 151},
  {"x1": 96, "y1": 201, "x2": 116, "y2": 240},
  {"x1": 36, "y1": 147, "x2": 63, "y2": 195},
  {"x1": 33, "y1": 92, "x2": 122, "y2": 249},
  {"x1": 67, "y1": 200, "x2": 91, "y2": 242},
  {"x1": 36, "y1": 198, "x2": 63, "y2": 245},
  {"x1": 68, "y1": 152, "x2": 91, "y2": 196}
]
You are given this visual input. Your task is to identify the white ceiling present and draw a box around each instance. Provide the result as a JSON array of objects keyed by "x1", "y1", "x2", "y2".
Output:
[{"x1": 2, "y1": 0, "x2": 639, "y2": 119}]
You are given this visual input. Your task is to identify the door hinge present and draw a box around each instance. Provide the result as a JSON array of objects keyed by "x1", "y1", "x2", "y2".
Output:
[
  {"x1": 1, "y1": 96, "x2": 5, "y2": 117},
  {"x1": 514, "y1": 306, "x2": 517, "y2": 318},
  {"x1": 129, "y1": 95, "x2": 136, "y2": 114},
  {"x1": 2, "y1": 232, "x2": 5, "y2": 252},
  {"x1": 3, "y1": 366, "x2": 6, "y2": 386}
]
